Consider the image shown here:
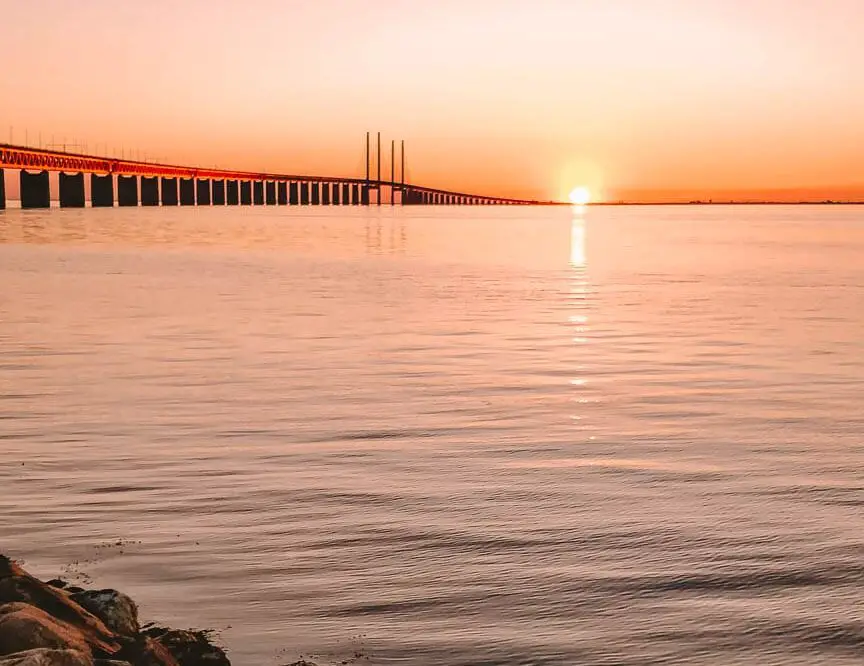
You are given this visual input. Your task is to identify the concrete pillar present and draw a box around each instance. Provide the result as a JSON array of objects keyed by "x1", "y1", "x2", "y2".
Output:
[
  {"x1": 20, "y1": 170, "x2": 51, "y2": 209},
  {"x1": 253, "y1": 180, "x2": 264, "y2": 205},
  {"x1": 277, "y1": 181, "x2": 288, "y2": 205},
  {"x1": 332, "y1": 183, "x2": 341, "y2": 205},
  {"x1": 240, "y1": 181, "x2": 252, "y2": 205},
  {"x1": 59, "y1": 173, "x2": 86, "y2": 208},
  {"x1": 161, "y1": 177, "x2": 179, "y2": 206},
  {"x1": 361, "y1": 185, "x2": 370, "y2": 205},
  {"x1": 321, "y1": 183, "x2": 330, "y2": 205},
  {"x1": 226, "y1": 180, "x2": 239, "y2": 205},
  {"x1": 341, "y1": 183, "x2": 350, "y2": 205},
  {"x1": 91, "y1": 174, "x2": 114, "y2": 208},
  {"x1": 0, "y1": 169, "x2": 5, "y2": 210},
  {"x1": 351, "y1": 184, "x2": 360, "y2": 205},
  {"x1": 265, "y1": 181, "x2": 276, "y2": 205},
  {"x1": 141, "y1": 177, "x2": 159, "y2": 206},
  {"x1": 300, "y1": 182, "x2": 309, "y2": 205},
  {"x1": 196, "y1": 179, "x2": 211, "y2": 206},
  {"x1": 179, "y1": 178, "x2": 195, "y2": 206},
  {"x1": 289, "y1": 182, "x2": 299, "y2": 205},
  {"x1": 311, "y1": 182, "x2": 320, "y2": 205},
  {"x1": 212, "y1": 180, "x2": 226, "y2": 205},
  {"x1": 118, "y1": 175, "x2": 138, "y2": 207}
]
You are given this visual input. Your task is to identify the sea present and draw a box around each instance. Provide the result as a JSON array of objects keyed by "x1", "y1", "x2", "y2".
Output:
[{"x1": 1, "y1": 203, "x2": 863, "y2": 665}]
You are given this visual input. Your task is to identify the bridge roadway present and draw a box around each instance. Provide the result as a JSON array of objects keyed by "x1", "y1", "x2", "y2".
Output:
[{"x1": 0, "y1": 144, "x2": 542, "y2": 209}]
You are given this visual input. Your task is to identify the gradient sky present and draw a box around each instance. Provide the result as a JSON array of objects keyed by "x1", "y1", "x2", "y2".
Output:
[{"x1": 3, "y1": 0, "x2": 864, "y2": 201}]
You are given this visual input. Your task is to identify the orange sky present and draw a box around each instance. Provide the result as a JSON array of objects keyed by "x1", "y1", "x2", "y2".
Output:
[{"x1": 3, "y1": 0, "x2": 864, "y2": 202}]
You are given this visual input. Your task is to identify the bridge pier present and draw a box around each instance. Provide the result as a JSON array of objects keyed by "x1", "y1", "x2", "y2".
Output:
[
  {"x1": 240, "y1": 181, "x2": 252, "y2": 205},
  {"x1": 59, "y1": 173, "x2": 86, "y2": 208},
  {"x1": 361, "y1": 185, "x2": 370, "y2": 205},
  {"x1": 179, "y1": 179, "x2": 195, "y2": 206},
  {"x1": 300, "y1": 182, "x2": 309, "y2": 205},
  {"x1": 226, "y1": 180, "x2": 239, "y2": 205},
  {"x1": 0, "y1": 169, "x2": 5, "y2": 209},
  {"x1": 91, "y1": 174, "x2": 114, "y2": 207},
  {"x1": 196, "y1": 179, "x2": 211, "y2": 206},
  {"x1": 277, "y1": 181, "x2": 287, "y2": 205},
  {"x1": 253, "y1": 181, "x2": 264, "y2": 205},
  {"x1": 351, "y1": 184, "x2": 360, "y2": 205},
  {"x1": 321, "y1": 183, "x2": 331, "y2": 205},
  {"x1": 340, "y1": 183, "x2": 349, "y2": 205},
  {"x1": 265, "y1": 181, "x2": 276, "y2": 205},
  {"x1": 161, "y1": 177, "x2": 178, "y2": 206},
  {"x1": 20, "y1": 170, "x2": 51, "y2": 209},
  {"x1": 310, "y1": 182, "x2": 320, "y2": 205},
  {"x1": 332, "y1": 183, "x2": 341, "y2": 205},
  {"x1": 141, "y1": 177, "x2": 159, "y2": 206},
  {"x1": 118, "y1": 176, "x2": 138, "y2": 207},
  {"x1": 289, "y1": 182, "x2": 299, "y2": 205},
  {"x1": 212, "y1": 180, "x2": 226, "y2": 205}
]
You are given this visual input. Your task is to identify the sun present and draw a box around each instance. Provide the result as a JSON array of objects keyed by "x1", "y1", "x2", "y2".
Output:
[{"x1": 569, "y1": 187, "x2": 591, "y2": 206}]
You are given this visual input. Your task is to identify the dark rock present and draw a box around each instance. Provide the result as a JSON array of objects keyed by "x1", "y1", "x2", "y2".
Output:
[
  {"x1": 69, "y1": 592, "x2": 138, "y2": 638},
  {"x1": 0, "y1": 558, "x2": 25, "y2": 580},
  {"x1": 94, "y1": 660, "x2": 133, "y2": 666},
  {"x1": 0, "y1": 603, "x2": 92, "y2": 657},
  {"x1": 141, "y1": 629, "x2": 228, "y2": 666},
  {"x1": 45, "y1": 582, "x2": 67, "y2": 591},
  {"x1": 0, "y1": 648, "x2": 92, "y2": 666}
]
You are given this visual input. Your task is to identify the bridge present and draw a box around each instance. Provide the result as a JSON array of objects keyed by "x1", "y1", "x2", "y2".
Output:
[{"x1": 0, "y1": 133, "x2": 544, "y2": 209}]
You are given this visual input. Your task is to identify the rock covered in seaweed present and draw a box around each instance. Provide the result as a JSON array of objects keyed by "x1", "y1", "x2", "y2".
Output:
[{"x1": 140, "y1": 630, "x2": 227, "y2": 666}]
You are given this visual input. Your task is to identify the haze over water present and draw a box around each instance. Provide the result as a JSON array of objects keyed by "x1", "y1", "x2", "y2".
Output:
[{"x1": 1, "y1": 205, "x2": 863, "y2": 665}]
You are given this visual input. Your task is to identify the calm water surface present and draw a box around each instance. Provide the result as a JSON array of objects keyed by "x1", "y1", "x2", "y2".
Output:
[{"x1": 1, "y1": 205, "x2": 863, "y2": 665}]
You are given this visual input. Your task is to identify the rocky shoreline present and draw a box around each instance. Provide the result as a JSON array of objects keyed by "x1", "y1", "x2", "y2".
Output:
[{"x1": 0, "y1": 554, "x2": 236, "y2": 666}]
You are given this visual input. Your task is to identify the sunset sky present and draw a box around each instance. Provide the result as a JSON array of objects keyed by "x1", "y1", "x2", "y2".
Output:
[{"x1": 3, "y1": 0, "x2": 864, "y2": 202}]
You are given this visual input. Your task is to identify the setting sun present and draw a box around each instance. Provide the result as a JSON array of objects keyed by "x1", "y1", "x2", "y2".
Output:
[{"x1": 569, "y1": 187, "x2": 591, "y2": 205}]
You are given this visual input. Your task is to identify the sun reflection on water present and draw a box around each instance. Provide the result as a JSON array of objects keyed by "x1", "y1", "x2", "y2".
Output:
[{"x1": 568, "y1": 204, "x2": 594, "y2": 433}]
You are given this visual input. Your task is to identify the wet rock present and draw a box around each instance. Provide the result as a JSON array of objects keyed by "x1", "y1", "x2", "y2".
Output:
[
  {"x1": 0, "y1": 556, "x2": 226, "y2": 666},
  {"x1": 143, "y1": 630, "x2": 228, "y2": 666},
  {"x1": 0, "y1": 603, "x2": 91, "y2": 657},
  {"x1": 0, "y1": 577, "x2": 118, "y2": 656},
  {"x1": 0, "y1": 648, "x2": 93, "y2": 666},
  {"x1": 69, "y1": 592, "x2": 138, "y2": 638}
]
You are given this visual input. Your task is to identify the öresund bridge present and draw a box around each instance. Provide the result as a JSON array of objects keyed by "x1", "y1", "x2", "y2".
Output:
[{"x1": 0, "y1": 132, "x2": 544, "y2": 209}]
